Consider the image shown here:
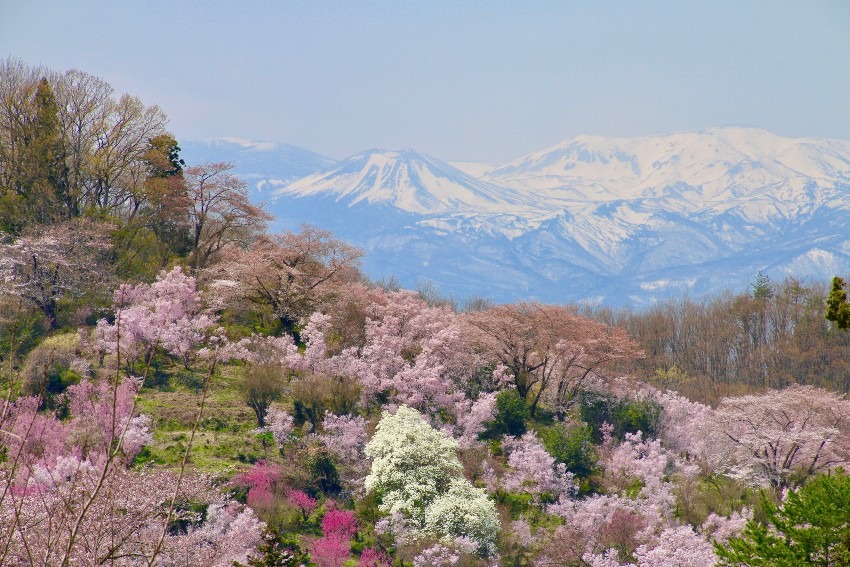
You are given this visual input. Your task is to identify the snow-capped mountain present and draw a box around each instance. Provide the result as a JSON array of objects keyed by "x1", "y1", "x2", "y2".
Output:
[
  {"x1": 180, "y1": 138, "x2": 335, "y2": 194},
  {"x1": 278, "y1": 148, "x2": 537, "y2": 215},
  {"x1": 485, "y1": 126, "x2": 850, "y2": 211},
  {"x1": 191, "y1": 127, "x2": 850, "y2": 306}
]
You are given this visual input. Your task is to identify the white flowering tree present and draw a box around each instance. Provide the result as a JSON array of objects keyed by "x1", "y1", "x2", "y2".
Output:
[{"x1": 364, "y1": 406, "x2": 499, "y2": 555}]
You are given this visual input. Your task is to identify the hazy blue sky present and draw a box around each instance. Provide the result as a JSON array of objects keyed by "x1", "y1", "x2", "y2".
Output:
[{"x1": 2, "y1": 1, "x2": 848, "y2": 162}]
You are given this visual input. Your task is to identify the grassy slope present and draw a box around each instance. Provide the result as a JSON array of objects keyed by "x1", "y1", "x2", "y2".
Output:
[{"x1": 134, "y1": 365, "x2": 272, "y2": 474}]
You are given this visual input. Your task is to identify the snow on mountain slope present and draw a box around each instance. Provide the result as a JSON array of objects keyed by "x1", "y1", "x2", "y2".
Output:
[
  {"x1": 447, "y1": 160, "x2": 501, "y2": 177},
  {"x1": 203, "y1": 127, "x2": 850, "y2": 305},
  {"x1": 276, "y1": 148, "x2": 539, "y2": 215},
  {"x1": 485, "y1": 126, "x2": 850, "y2": 211}
]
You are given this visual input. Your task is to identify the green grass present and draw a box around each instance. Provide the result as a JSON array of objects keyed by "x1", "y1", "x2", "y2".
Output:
[{"x1": 133, "y1": 363, "x2": 273, "y2": 473}]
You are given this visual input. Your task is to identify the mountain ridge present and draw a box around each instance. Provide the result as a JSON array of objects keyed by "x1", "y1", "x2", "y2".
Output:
[{"x1": 182, "y1": 127, "x2": 850, "y2": 305}]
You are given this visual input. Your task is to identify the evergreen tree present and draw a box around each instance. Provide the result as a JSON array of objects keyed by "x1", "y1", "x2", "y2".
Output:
[
  {"x1": 716, "y1": 470, "x2": 850, "y2": 566},
  {"x1": 752, "y1": 270, "x2": 773, "y2": 300},
  {"x1": 826, "y1": 276, "x2": 850, "y2": 330}
]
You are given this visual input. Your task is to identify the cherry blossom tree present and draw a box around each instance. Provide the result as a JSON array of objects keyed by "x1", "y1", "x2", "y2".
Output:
[
  {"x1": 209, "y1": 225, "x2": 362, "y2": 334},
  {"x1": 264, "y1": 404, "x2": 295, "y2": 451},
  {"x1": 318, "y1": 412, "x2": 370, "y2": 489},
  {"x1": 464, "y1": 302, "x2": 642, "y2": 416},
  {"x1": 697, "y1": 385, "x2": 850, "y2": 489},
  {"x1": 0, "y1": 267, "x2": 248, "y2": 566},
  {"x1": 94, "y1": 266, "x2": 216, "y2": 368},
  {"x1": 0, "y1": 219, "x2": 113, "y2": 328},
  {"x1": 0, "y1": 378, "x2": 263, "y2": 566},
  {"x1": 285, "y1": 294, "x2": 483, "y2": 422}
]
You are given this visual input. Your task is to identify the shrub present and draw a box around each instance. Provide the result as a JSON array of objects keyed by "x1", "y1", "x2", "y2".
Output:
[
  {"x1": 20, "y1": 333, "x2": 82, "y2": 405},
  {"x1": 307, "y1": 447, "x2": 341, "y2": 495},
  {"x1": 486, "y1": 389, "x2": 529, "y2": 437},
  {"x1": 578, "y1": 392, "x2": 662, "y2": 441},
  {"x1": 540, "y1": 421, "x2": 599, "y2": 480},
  {"x1": 244, "y1": 363, "x2": 286, "y2": 427}
]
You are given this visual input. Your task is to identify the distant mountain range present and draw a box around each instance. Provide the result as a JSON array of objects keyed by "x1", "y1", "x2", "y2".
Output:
[{"x1": 181, "y1": 127, "x2": 850, "y2": 306}]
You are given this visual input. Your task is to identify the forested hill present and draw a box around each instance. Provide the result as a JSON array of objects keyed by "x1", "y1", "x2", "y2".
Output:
[{"x1": 4, "y1": 59, "x2": 850, "y2": 566}]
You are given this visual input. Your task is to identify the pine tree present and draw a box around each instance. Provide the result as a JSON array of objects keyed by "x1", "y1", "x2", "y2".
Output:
[{"x1": 25, "y1": 78, "x2": 66, "y2": 224}]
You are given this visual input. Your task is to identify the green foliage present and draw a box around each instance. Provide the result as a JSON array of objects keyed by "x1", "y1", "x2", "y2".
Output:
[
  {"x1": 166, "y1": 499, "x2": 208, "y2": 535},
  {"x1": 578, "y1": 391, "x2": 661, "y2": 442},
  {"x1": 20, "y1": 332, "x2": 81, "y2": 405},
  {"x1": 539, "y1": 421, "x2": 598, "y2": 481},
  {"x1": 244, "y1": 530, "x2": 310, "y2": 567},
  {"x1": 487, "y1": 389, "x2": 529, "y2": 437},
  {"x1": 306, "y1": 447, "x2": 341, "y2": 495},
  {"x1": 752, "y1": 271, "x2": 774, "y2": 300},
  {"x1": 497, "y1": 491, "x2": 534, "y2": 517},
  {"x1": 826, "y1": 276, "x2": 850, "y2": 330},
  {"x1": 716, "y1": 470, "x2": 850, "y2": 566},
  {"x1": 650, "y1": 365, "x2": 689, "y2": 391}
]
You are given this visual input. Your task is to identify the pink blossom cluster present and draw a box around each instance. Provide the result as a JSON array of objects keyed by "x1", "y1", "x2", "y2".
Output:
[
  {"x1": 235, "y1": 460, "x2": 282, "y2": 510},
  {"x1": 453, "y1": 392, "x2": 497, "y2": 449},
  {"x1": 500, "y1": 431, "x2": 576, "y2": 499},
  {"x1": 287, "y1": 293, "x2": 478, "y2": 422},
  {"x1": 358, "y1": 546, "x2": 390, "y2": 567},
  {"x1": 95, "y1": 267, "x2": 216, "y2": 365},
  {"x1": 318, "y1": 412, "x2": 369, "y2": 466},
  {"x1": 582, "y1": 525, "x2": 717, "y2": 567},
  {"x1": 286, "y1": 489, "x2": 318, "y2": 520},
  {"x1": 163, "y1": 501, "x2": 266, "y2": 566},
  {"x1": 264, "y1": 405, "x2": 295, "y2": 449},
  {"x1": 310, "y1": 504, "x2": 358, "y2": 567},
  {"x1": 607, "y1": 431, "x2": 673, "y2": 499}
]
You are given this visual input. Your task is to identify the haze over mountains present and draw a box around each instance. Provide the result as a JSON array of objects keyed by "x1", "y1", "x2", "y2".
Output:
[{"x1": 181, "y1": 127, "x2": 850, "y2": 306}]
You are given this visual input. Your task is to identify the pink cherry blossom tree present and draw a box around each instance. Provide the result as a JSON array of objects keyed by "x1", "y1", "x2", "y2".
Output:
[
  {"x1": 695, "y1": 385, "x2": 850, "y2": 489},
  {"x1": 464, "y1": 302, "x2": 642, "y2": 416},
  {"x1": 0, "y1": 219, "x2": 113, "y2": 329}
]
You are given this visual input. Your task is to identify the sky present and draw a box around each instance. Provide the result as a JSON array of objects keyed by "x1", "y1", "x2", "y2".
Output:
[{"x1": 2, "y1": 1, "x2": 849, "y2": 163}]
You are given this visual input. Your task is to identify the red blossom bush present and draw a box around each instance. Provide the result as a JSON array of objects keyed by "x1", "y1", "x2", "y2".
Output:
[
  {"x1": 235, "y1": 461, "x2": 282, "y2": 509},
  {"x1": 286, "y1": 488, "x2": 318, "y2": 521}
]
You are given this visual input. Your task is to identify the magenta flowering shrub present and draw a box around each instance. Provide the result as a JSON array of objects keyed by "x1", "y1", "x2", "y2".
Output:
[
  {"x1": 310, "y1": 505, "x2": 359, "y2": 567},
  {"x1": 358, "y1": 546, "x2": 391, "y2": 567},
  {"x1": 286, "y1": 489, "x2": 318, "y2": 521},
  {"x1": 235, "y1": 461, "x2": 282, "y2": 509}
]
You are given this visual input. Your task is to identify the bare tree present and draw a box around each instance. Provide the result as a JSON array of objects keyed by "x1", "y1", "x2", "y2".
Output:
[{"x1": 177, "y1": 162, "x2": 270, "y2": 272}]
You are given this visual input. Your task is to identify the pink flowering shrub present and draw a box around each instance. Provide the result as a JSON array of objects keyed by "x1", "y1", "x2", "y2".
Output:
[
  {"x1": 358, "y1": 547, "x2": 390, "y2": 567},
  {"x1": 286, "y1": 489, "x2": 318, "y2": 521},
  {"x1": 235, "y1": 461, "x2": 282, "y2": 510},
  {"x1": 310, "y1": 504, "x2": 359, "y2": 567},
  {"x1": 319, "y1": 412, "x2": 368, "y2": 464},
  {"x1": 264, "y1": 405, "x2": 295, "y2": 450},
  {"x1": 500, "y1": 431, "x2": 576, "y2": 500}
]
